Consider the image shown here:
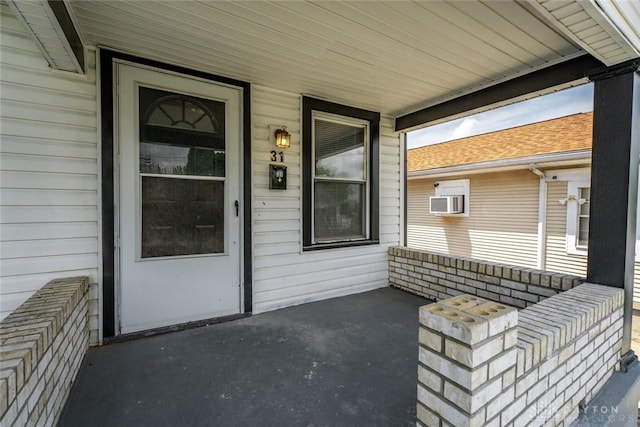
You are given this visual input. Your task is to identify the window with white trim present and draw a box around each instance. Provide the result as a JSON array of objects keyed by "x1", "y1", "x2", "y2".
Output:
[
  {"x1": 302, "y1": 96, "x2": 380, "y2": 250},
  {"x1": 566, "y1": 180, "x2": 590, "y2": 255}
]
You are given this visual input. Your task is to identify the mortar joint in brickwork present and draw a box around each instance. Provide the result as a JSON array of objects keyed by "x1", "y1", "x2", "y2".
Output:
[{"x1": 0, "y1": 277, "x2": 89, "y2": 425}]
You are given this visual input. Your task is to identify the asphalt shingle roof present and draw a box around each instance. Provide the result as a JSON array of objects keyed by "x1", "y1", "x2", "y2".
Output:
[{"x1": 407, "y1": 112, "x2": 593, "y2": 172}]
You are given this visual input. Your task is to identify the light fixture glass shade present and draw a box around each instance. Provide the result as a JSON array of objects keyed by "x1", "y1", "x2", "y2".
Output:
[{"x1": 274, "y1": 127, "x2": 291, "y2": 148}]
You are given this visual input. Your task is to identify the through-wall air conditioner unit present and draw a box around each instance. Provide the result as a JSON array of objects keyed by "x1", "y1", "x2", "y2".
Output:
[{"x1": 430, "y1": 195, "x2": 464, "y2": 214}]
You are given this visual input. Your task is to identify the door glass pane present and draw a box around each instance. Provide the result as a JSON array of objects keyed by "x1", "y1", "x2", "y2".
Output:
[
  {"x1": 314, "y1": 119, "x2": 365, "y2": 180},
  {"x1": 139, "y1": 87, "x2": 225, "y2": 177},
  {"x1": 141, "y1": 177, "x2": 224, "y2": 258},
  {"x1": 138, "y1": 87, "x2": 226, "y2": 258},
  {"x1": 314, "y1": 181, "x2": 365, "y2": 241},
  {"x1": 140, "y1": 143, "x2": 224, "y2": 176}
]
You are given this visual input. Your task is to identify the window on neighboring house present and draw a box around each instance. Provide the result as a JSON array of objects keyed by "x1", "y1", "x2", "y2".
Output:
[
  {"x1": 576, "y1": 187, "x2": 590, "y2": 247},
  {"x1": 302, "y1": 96, "x2": 380, "y2": 250},
  {"x1": 566, "y1": 180, "x2": 590, "y2": 255}
]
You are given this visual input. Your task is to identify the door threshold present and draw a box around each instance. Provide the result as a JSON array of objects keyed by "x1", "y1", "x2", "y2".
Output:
[{"x1": 105, "y1": 313, "x2": 250, "y2": 344}]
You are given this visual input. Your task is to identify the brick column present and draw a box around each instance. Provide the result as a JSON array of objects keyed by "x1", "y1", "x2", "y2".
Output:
[{"x1": 417, "y1": 295, "x2": 518, "y2": 427}]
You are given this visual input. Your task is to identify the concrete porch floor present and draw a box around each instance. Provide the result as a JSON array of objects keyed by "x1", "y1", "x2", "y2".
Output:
[{"x1": 58, "y1": 287, "x2": 430, "y2": 427}]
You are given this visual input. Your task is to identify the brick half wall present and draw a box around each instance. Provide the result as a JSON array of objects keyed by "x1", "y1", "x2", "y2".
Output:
[
  {"x1": 389, "y1": 246, "x2": 584, "y2": 308},
  {"x1": 417, "y1": 283, "x2": 624, "y2": 426},
  {"x1": 0, "y1": 277, "x2": 89, "y2": 426}
]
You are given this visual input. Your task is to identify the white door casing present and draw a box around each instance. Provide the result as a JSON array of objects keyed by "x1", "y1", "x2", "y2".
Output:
[{"x1": 116, "y1": 63, "x2": 242, "y2": 334}]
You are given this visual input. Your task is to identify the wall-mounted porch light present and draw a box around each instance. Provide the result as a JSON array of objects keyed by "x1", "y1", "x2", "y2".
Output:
[
  {"x1": 558, "y1": 195, "x2": 587, "y2": 205},
  {"x1": 274, "y1": 126, "x2": 291, "y2": 148}
]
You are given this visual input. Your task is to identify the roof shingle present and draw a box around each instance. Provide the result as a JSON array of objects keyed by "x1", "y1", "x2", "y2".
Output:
[{"x1": 407, "y1": 112, "x2": 593, "y2": 172}]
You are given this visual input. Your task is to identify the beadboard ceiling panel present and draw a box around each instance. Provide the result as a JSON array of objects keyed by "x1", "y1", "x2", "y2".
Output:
[{"x1": 67, "y1": 0, "x2": 628, "y2": 116}]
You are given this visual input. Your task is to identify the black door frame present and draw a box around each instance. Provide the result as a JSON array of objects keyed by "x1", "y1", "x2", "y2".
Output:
[{"x1": 99, "y1": 49, "x2": 252, "y2": 338}]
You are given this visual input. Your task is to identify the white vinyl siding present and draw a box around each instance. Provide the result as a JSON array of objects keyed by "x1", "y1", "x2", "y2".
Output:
[
  {"x1": 251, "y1": 86, "x2": 400, "y2": 313},
  {"x1": 0, "y1": 5, "x2": 99, "y2": 342},
  {"x1": 406, "y1": 170, "x2": 539, "y2": 268}
]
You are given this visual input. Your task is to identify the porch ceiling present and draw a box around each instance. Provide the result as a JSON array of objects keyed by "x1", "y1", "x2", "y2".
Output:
[{"x1": 68, "y1": 1, "x2": 637, "y2": 118}]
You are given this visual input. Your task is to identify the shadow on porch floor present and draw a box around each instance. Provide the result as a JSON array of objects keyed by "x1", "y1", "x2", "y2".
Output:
[{"x1": 58, "y1": 287, "x2": 431, "y2": 427}]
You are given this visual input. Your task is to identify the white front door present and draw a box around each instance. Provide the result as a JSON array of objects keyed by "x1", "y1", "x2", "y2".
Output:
[{"x1": 116, "y1": 63, "x2": 242, "y2": 334}]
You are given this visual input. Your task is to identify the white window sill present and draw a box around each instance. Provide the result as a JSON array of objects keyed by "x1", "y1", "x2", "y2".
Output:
[{"x1": 567, "y1": 248, "x2": 588, "y2": 257}]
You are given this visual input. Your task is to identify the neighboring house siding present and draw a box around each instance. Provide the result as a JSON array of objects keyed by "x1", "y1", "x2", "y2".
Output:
[
  {"x1": 407, "y1": 170, "x2": 539, "y2": 268},
  {"x1": 251, "y1": 86, "x2": 400, "y2": 313},
  {"x1": 0, "y1": 6, "x2": 99, "y2": 342}
]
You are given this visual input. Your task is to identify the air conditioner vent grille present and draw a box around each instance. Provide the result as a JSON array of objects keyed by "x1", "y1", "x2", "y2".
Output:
[{"x1": 429, "y1": 195, "x2": 464, "y2": 214}]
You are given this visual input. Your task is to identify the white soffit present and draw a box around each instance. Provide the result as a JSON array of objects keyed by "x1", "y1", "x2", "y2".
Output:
[
  {"x1": 591, "y1": 0, "x2": 640, "y2": 56},
  {"x1": 5, "y1": 0, "x2": 83, "y2": 73},
  {"x1": 68, "y1": 0, "x2": 588, "y2": 116},
  {"x1": 529, "y1": 0, "x2": 639, "y2": 66}
]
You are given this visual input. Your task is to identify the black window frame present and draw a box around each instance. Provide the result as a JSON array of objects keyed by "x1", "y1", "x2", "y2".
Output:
[{"x1": 302, "y1": 96, "x2": 380, "y2": 251}]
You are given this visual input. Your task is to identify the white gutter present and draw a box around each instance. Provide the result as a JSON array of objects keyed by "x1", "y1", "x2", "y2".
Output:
[
  {"x1": 529, "y1": 164, "x2": 548, "y2": 270},
  {"x1": 408, "y1": 150, "x2": 592, "y2": 179}
]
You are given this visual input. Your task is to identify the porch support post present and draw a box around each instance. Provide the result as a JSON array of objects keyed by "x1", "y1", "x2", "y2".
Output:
[{"x1": 587, "y1": 63, "x2": 640, "y2": 361}]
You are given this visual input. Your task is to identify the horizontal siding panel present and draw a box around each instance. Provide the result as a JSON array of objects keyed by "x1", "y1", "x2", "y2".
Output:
[
  {"x1": 0, "y1": 268, "x2": 98, "y2": 295},
  {"x1": 1, "y1": 136, "x2": 96, "y2": 159},
  {"x1": 0, "y1": 31, "x2": 41, "y2": 55},
  {"x1": 0, "y1": 45, "x2": 50, "y2": 69},
  {"x1": 253, "y1": 220, "x2": 300, "y2": 234},
  {"x1": 0, "y1": 154, "x2": 97, "y2": 174},
  {"x1": 0, "y1": 206, "x2": 97, "y2": 223},
  {"x1": 254, "y1": 209, "x2": 301, "y2": 222},
  {"x1": 255, "y1": 249, "x2": 395, "y2": 268},
  {"x1": 253, "y1": 197, "x2": 301, "y2": 211},
  {"x1": 253, "y1": 231, "x2": 300, "y2": 246},
  {"x1": 1, "y1": 238, "x2": 98, "y2": 259},
  {"x1": 1, "y1": 253, "x2": 98, "y2": 277},
  {"x1": 253, "y1": 242, "x2": 302, "y2": 257},
  {"x1": 0, "y1": 171, "x2": 97, "y2": 191},
  {"x1": 1, "y1": 117, "x2": 96, "y2": 143},
  {"x1": 0, "y1": 65, "x2": 96, "y2": 97},
  {"x1": 1, "y1": 83, "x2": 97, "y2": 111},
  {"x1": 254, "y1": 248, "x2": 387, "y2": 273},
  {"x1": 1, "y1": 99, "x2": 97, "y2": 127},
  {"x1": 253, "y1": 279, "x2": 386, "y2": 314},
  {"x1": 1, "y1": 222, "x2": 97, "y2": 241},
  {"x1": 255, "y1": 269, "x2": 388, "y2": 303},
  {"x1": 1, "y1": 189, "x2": 97, "y2": 206},
  {"x1": 1, "y1": 292, "x2": 36, "y2": 319}
]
